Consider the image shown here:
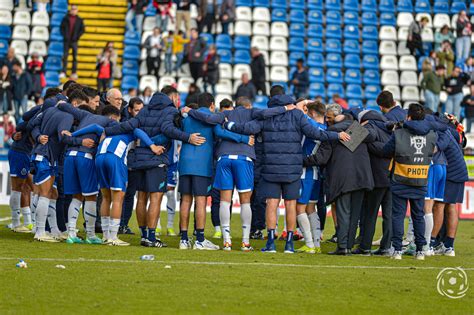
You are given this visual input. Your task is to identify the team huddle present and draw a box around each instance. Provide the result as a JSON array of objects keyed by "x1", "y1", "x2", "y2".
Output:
[{"x1": 7, "y1": 81, "x2": 468, "y2": 259}]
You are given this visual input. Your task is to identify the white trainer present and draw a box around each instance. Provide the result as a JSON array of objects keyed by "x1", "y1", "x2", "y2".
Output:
[
  {"x1": 443, "y1": 247, "x2": 456, "y2": 257},
  {"x1": 415, "y1": 251, "x2": 425, "y2": 261},
  {"x1": 34, "y1": 234, "x2": 60, "y2": 243},
  {"x1": 391, "y1": 250, "x2": 402, "y2": 260},
  {"x1": 193, "y1": 239, "x2": 220, "y2": 250},
  {"x1": 109, "y1": 238, "x2": 130, "y2": 246},
  {"x1": 179, "y1": 240, "x2": 192, "y2": 250},
  {"x1": 13, "y1": 225, "x2": 31, "y2": 233}
]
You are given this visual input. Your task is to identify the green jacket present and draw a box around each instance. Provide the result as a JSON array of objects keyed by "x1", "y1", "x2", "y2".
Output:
[
  {"x1": 421, "y1": 71, "x2": 444, "y2": 94},
  {"x1": 437, "y1": 50, "x2": 455, "y2": 76}
]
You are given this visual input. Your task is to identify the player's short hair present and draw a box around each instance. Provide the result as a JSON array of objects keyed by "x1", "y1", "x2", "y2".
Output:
[
  {"x1": 66, "y1": 83, "x2": 83, "y2": 100},
  {"x1": 326, "y1": 103, "x2": 342, "y2": 116},
  {"x1": 161, "y1": 85, "x2": 178, "y2": 96},
  {"x1": 68, "y1": 89, "x2": 89, "y2": 104},
  {"x1": 219, "y1": 98, "x2": 233, "y2": 109},
  {"x1": 129, "y1": 97, "x2": 144, "y2": 110},
  {"x1": 44, "y1": 87, "x2": 62, "y2": 100},
  {"x1": 63, "y1": 80, "x2": 79, "y2": 93},
  {"x1": 407, "y1": 103, "x2": 425, "y2": 121},
  {"x1": 376, "y1": 90, "x2": 395, "y2": 109},
  {"x1": 235, "y1": 96, "x2": 251, "y2": 108},
  {"x1": 187, "y1": 103, "x2": 199, "y2": 109},
  {"x1": 307, "y1": 101, "x2": 326, "y2": 117},
  {"x1": 270, "y1": 85, "x2": 285, "y2": 97},
  {"x1": 83, "y1": 87, "x2": 98, "y2": 99},
  {"x1": 101, "y1": 105, "x2": 121, "y2": 118},
  {"x1": 198, "y1": 92, "x2": 214, "y2": 108}
]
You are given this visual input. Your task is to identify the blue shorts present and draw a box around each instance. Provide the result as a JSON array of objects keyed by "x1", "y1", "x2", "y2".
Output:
[
  {"x1": 64, "y1": 153, "x2": 99, "y2": 196},
  {"x1": 167, "y1": 162, "x2": 178, "y2": 187},
  {"x1": 178, "y1": 175, "x2": 212, "y2": 196},
  {"x1": 134, "y1": 166, "x2": 167, "y2": 193},
  {"x1": 298, "y1": 178, "x2": 321, "y2": 204},
  {"x1": 214, "y1": 157, "x2": 254, "y2": 192},
  {"x1": 95, "y1": 153, "x2": 128, "y2": 192},
  {"x1": 425, "y1": 164, "x2": 447, "y2": 201},
  {"x1": 261, "y1": 179, "x2": 301, "y2": 200},
  {"x1": 8, "y1": 150, "x2": 30, "y2": 179},
  {"x1": 31, "y1": 155, "x2": 57, "y2": 186},
  {"x1": 443, "y1": 180, "x2": 465, "y2": 204}
]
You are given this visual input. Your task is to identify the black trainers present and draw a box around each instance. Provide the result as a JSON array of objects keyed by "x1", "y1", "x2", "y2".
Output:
[
  {"x1": 372, "y1": 248, "x2": 391, "y2": 256},
  {"x1": 328, "y1": 234, "x2": 338, "y2": 243},
  {"x1": 140, "y1": 238, "x2": 148, "y2": 247},
  {"x1": 351, "y1": 247, "x2": 371, "y2": 256},
  {"x1": 250, "y1": 230, "x2": 264, "y2": 240},
  {"x1": 118, "y1": 226, "x2": 125, "y2": 235},
  {"x1": 145, "y1": 239, "x2": 168, "y2": 248},
  {"x1": 123, "y1": 226, "x2": 135, "y2": 235}
]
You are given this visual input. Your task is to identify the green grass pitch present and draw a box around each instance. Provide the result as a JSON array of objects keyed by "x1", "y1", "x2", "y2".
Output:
[{"x1": 0, "y1": 205, "x2": 473, "y2": 314}]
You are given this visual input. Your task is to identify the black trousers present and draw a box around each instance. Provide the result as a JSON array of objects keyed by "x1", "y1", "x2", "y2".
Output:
[
  {"x1": 189, "y1": 62, "x2": 203, "y2": 82},
  {"x1": 335, "y1": 190, "x2": 365, "y2": 249},
  {"x1": 63, "y1": 41, "x2": 78, "y2": 73},
  {"x1": 210, "y1": 188, "x2": 233, "y2": 227},
  {"x1": 359, "y1": 187, "x2": 392, "y2": 251},
  {"x1": 198, "y1": 13, "x2": 215, "y2": 33},
  {"x1": 146, "y1": 55, "x2": 161, "y2": 77},
  {"x1": 97, "y1": 78, "x2": 110, "y2": 92},
  {"x1": 55, "y1": 171, "x2": 70, "y2": 232},
  {"x1": 251, "y1": 179, "x2": 266, "y2": 231},
  {"x1": 317, "y1": 179, "x2": 327, "y2": 231},
  {"x1": 252, "y1": 79, "x2": 267, "y2": 96}
]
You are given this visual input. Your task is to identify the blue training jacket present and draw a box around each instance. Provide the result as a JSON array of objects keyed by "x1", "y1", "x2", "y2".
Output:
[
  {"x1": 384, "y1": 105, "x2": 407, "y2": 123},
  {"x1": 10, "y1": 105, "x2": 41, "y2": 154}
]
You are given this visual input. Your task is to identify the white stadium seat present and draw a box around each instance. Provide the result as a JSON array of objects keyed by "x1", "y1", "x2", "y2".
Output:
[
  {"x1": 139, "y1": 61, "x2": 147, "y2": 76},
  {"x1": 143, "y1": 17, "x2": 156, "y2": 32},
  {"x1": 400, "y1": 71, "x2": 419, "y2": 86},
  {"x1": 379, "y1": 41, "x2": 397, "y2": 55},
  {"x1": 29, "y1": 40, "x2": 47, "y2": 56},
  {"x1": 252, "y1": 21, "x2": 270, "y2": 36},
  {"x1": 251, "y1": 35, "x2": 269, "y2": 51},
  {"x1": 402, "y1": 86, "x2": 420, "y2": 101},
  {"x1": 31, "y1": 11, "x2": 49, "y2": 26},
  {"x1": 381, "y1": 70, "x2": 399, "y2": 86},
  {"x1": 271, "y1": 22, "x2": 288, "y2": 37},
  {"x1": 253, "y1": 7, "x2": 271, "y2": 22},
  {"x1": 270, "y1": 51, "x2": 288, "y2": 66},
  {"x1": 270, "y1": 66, "x2": 288, "y2": 82},
  {"x1": 16, "y1": 54, "x2": 25, "y2": 69},
  {"x1": 399, "y1": 55, "x2": 417, "y2": 71},
  {"x1": 216, "y1": 79, "x2": 233, "y2": 94},
  {"x1": 219, "y1": 64, "x2": 232, "y2": 80},
  {"x1": 421, "y1": 28, "x2": 434, "y2": 42},
  {"x1": 141, "y1": 31, "x2": 152, "y2": 44},
  {"x1": 233, "y1": 64, "x2": 252, "y2": 80},
  {"x1": 416, "y1": 13, "x2": 433, "y2": 27},
  {"x1": 269, "y1": 36, "x2": 287, "y2": 51},
  {"x1": 384, "y1": 85, "x2": 401, "y2": 100},
  {"x1": 158, "y1": 76, "x2": 176, "y2": 91},
  {"x1": 379, "y1": 26, "x2": 397, "y2": 41},
  {"x1": 0, "y1": 10, "x2": 12, "y2": 25},
  {"x1": 139, "y1": 75, "x2": 158, "y2": 91},
  {"x1": 397, "y1": 41, "x2": 411, "y2": 56},
  {"x1": 31, "y1": 26, "x2": 49, "y2": 41},
  {"x1": 380, "y1": 55, "x2": 398, "y2": 70},
  {"x1": 236, "y1": 6, "x2": 252, "y2": 21},
  {"x1": 215, "y1": 94, "x2": 232, "y2": 107},
  {"x1": 12, "y1": 25, "x2": 30, "y2": 40},
  {"x1": 140, "y1": 48, "x2": 147, "y2": 60},
  {"x1": 0, "y1": 0, "x2": 13, "y2": 10},
  {"x1": 177, "y1": 77, "x2": 193, "y2": 93},
  {"x1": 13, "y1": 11, "x2": 31, "y2": 25},
  {"x1": 10, "y1": 39, "x2": 27, "y2": 55},
  {"x1": 433, "y1": 14, "x2": 451, "y2": 29},
  {"x1": 260, "y1": 50, "x2": 269, "y2": 65},
  {"x1": 397, "y1": 13, "x2": 414, "y2": 28},
  {"x1": 397, "y1": 27, "x2": 409, "y2": 41},
  {"x1": 451, "y1": 14, "x2": 458, "y2": 29},
  {"x1": 234, "y1": 21, "x2": 251, "y2": 36}
]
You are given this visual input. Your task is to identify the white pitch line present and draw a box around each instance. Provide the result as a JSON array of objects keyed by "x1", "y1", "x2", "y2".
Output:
[
  {"x1": 0, "y1": 257, "x2": 472, "y2": 271},
  {"x1": 0, "y1": 216, "x2": 11, "y2": 222}
]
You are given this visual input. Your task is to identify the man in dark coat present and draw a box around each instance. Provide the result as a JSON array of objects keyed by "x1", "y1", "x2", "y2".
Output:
[
  {"x1": 250, "y1": 47, "x2": 267, "y2": 96},
  {"x1": 60, "y1": 5, "x2": 85, "y2": 79},
  {"x1": 377, "y1": 90, "x2": 406, "y2": 123},
  {"x1": 235, "y1": 73, "x2": 256, "y2": 101},
  {"x1": 187, "y1": 28, "x2": 207, "y2": 82}
]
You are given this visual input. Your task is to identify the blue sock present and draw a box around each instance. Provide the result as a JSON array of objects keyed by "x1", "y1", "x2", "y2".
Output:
[
  {"x1": 444, "y1": 237, "x2": 454, "y2": 248},
  {"x1": 287, "y1": 231, "x2": 294, "y2": 244},
  {"x1": 267, "y1": 229, "x2": 275, "y2": 244},
  {"x1": 430, "y1": 236, "x2": 438, "y2": 247},
  {"x1": 148, "y1": 228, "x2": 156, "y2": 242},
  {"x1": 196, "y1": 229, "x2": 205, "y2": 242},
  {"x1": 140, "y1": 226, "x2": 147, "y2": 239},
  {"x1": 181, "y1": 230, "x2": 188, "y2": 241}
]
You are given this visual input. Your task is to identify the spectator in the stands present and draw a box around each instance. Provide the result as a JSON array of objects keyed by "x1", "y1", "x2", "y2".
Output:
[
  {"x1": 97, "y1": 42, "x2": 118, "y2": 88},
  {"x1": 422, "y1": 51, "x2": 438, "y2": 74},
  {"x1": 219, "y1": 0, "x2": 235, "y2": 34},
  {"x1": 144, "y1": 27, "x2": 163, "y2": 79},
  {"x1": 60, "y1": 5, "x2": 85, "y2": 79},
  {"x1": 140, "y1": 86, "x2": 153, "y2": 105},
  {"x1": 154, "y1": 0, "x2": 173, "y2": 31},
  {"x1": 175, "y1": 0, "x2": 194, "y2": 37},
  {"x1": 163, "y1": 30, "x2": 174, "y2": 74},
  {"x1": 0, "y1": 66, "x2": 12, "y2": 115},
  {"x1": 26, "y1": 52, "x2": 45, "y2": 102},
  {"x1": 1, "y1": 48, "x2": 19, "y2": 72},
  {"x1": 185, "y1": 83, "x2": 201, "y2": 106},
  {"x1": 123, "y1": 87, "x2": 138, "y2": 103},
  {"x1": 96, "y1": 49, "x2": 113, "y2": 92},
  {"x1": 11, "y1": 61, "x2": 32, "y2": 121},
  {"x1": 462, "y1": 84, "x2": 474, "y2": 133},
  {"x1": 434, "y1": 25, "x2": 454, "y2": 51},
  {"x1": 332, "y1": 93, "x2": 348, "y2": 110},
  {"x1": 34, "y1": 0, "x2": 48, "y2": 12},
  {"x1": 203, "y1": 44, "x2": 219, "y2": 95},
  {"x1": 105, "y1": 88, "x2": 123, "y2": 110},
  {"x1": 436, "y1": 40, "x2": 455, "y2": 76},
  {"x1": 421, "y1": 65, "x2": 445, "y2": 113},
  {"x1": 0, "y1": 113, "x2": 15, "y2": 147},
  {"x1": 455, "y1": 10, "x2": 473, "y2": 63},
  {"x1": 125, "y1": 0, "x2": 147, "y2": 35},
  {"x1": 198, "y1": 0, "x2": 217, "y2": 33},
  {"x1": 250, "y1": 47, "x2": 267, "y2": 95},
  {"x1": 463, "y1": 57, "x2": 474, "y2": 82},
  {"x1": 235, "y1": 73, "x2": 256, "y2": 101},
  {"x1": 445, "y1": 66, "x2": 469, "y2": 119},
  {"x1": 290, "y1": 59, "x2": 309, "y2": 99},
  {"x1": 407, "y1": 17, "x2": 429, "y2": 56},
  {"x1": 173, "y1": 30, "x2": 190, "y2": 73},
  {"x1": 187, "y1": 28, "x2": 207, "y2": 82}
]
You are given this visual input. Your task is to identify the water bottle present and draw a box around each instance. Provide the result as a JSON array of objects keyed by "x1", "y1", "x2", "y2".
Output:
[{"x1": 140, "y1": 255, "x2": 155, "y2": 261}]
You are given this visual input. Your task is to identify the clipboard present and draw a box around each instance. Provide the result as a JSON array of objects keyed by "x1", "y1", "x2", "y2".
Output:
[{"x1": 340, "y1": 121, "x2": 369, "y2": 152}]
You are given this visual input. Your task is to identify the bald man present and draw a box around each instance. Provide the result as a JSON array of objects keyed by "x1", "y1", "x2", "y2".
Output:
[{"x1": 106, "y1": 88, "x2": 123, "y2": 109}]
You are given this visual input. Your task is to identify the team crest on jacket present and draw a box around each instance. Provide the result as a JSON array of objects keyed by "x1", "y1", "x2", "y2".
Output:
[{"x1": 410, "y1": 136, "x2": 426, "y2": 155}]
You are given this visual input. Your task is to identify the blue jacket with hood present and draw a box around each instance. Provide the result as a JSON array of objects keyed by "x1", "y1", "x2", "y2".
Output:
[
  {"x1": 11, "y1": 105, "x2": 41, "y2": 154},
  {"x1": 384, "y1": 105, "x2": 407, "y2": 123}
]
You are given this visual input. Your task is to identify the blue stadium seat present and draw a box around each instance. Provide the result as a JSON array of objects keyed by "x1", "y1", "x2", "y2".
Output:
[
  {"x1": 200, "y1": 33, "x2": 214, "y2": 45},
  {"x1": 326, "y1": 10, "x2": 342, "y2": 25},
  {"x1": 123, "y1": 45, "x2": 140, "y2": 60},
  {"x1": 362, "y1": 40, "x2": 378, "y2": 54},
  {"x1": 236, "y1": 0, "x2": 252, "y2": 6},
  {"x1": 345, "y1": 69, "x2": 362, "y2": 84},
  {"x1": 345, "y1": 54, "x2": 361, "y2": 68},
  {"x1": 307, "y1": 39, "x2": 323, "y2": 52},
  {"x1": 380, "y1": 13, "x2": 396, "y2": 26},
  {"x1": 346, "y1": 84, "x2": 364, "y2": 99},
  {"x1": 365, "y1": 85, "x2": 381, "y2": 100},
  {"x1": 451, "y1": 1, "x2": 467, "y2": 13},
  {"x1": 397, "y1": 0, "x2": 413, "y2": 12},
  {"x1": 48, "y1": 41, "x2": 64, "y2": 57},
  {"x1": 272, "y1": 82, "x2": 289, "y2": 93},
  {"x1": 254, "y1": 0, "x2": 270, "y2": 6},
  {"x1": 121, "y1": 75, "x2": 139, "y2": 90},
  {"x1": 122, "y1": 60, "x2": 139, "y2": 76},
  {"x1": 271, "y1": 0, "x2": 287, "y2": 9},
  {"x1": 124, "y1": 30, "x2": 140, "y2": 46},
  {"x1": 361, "y1": 12, "x2": 378, "y2": 26},
  {"x1": 307, "y1": 24, "x2": 323, "y2": 38},
  {"x1": 234, "y1": 50, "x2": 251, "y2": 64},
  {"x1": 0, "y1": 25, "x2": 11, "y2": 39},
  {"x1": 362, "y1": 26, "x2": 378, "y2": 40},
  {"x1": 325, "y1": 39, "x2": 342, "y2": 53},
  {"x1": 344, "y1": 25, "x2": 360, "y2": 40},
  {"x1": 417, "y1": 56, "x2": 427, "y2": 70},
  {"x1": 289, "y1": 38, "x2": 306, "y2": 52},
  {"x1": 343, "y1": 0, "x2": 359, "y2": 11},
  {"x1": 45, "y1": 56, "x2": 62, "y2": 71},
  {"x1": 367, "y1": 103, "x2": 382, "y2": 111},
  {"x1": 361, "y1": 0, "x2": 377, "y2": 12},
  {"x1": 51, "y1": 13, "x2": 65, "y2": 27},
  {"x1": 234, "y1": 36, "x2": 250, "y2": 50},
  {"x1": 309, "y1": 68, "x2": 325, "y2": 83},
  {"x1": 344, "y1": 11, "x2": 359, "y2": 25},
  {"x1": 307, "y1": 10, "x2": 323, "y2": 24},
  {"x1": 254, "y1": 95, "x2": 269, "y2": 109},
  {"x1": 307, "y1": 53, "x2": 324, "y2": 67},
  {"x1": 0, "y1": 40, "x2": 8, "y2": 57},
  {"x1": 218, "y1": 49, "x2": 232, "y2": 63},
  {"x1": 326, "y1": 68, "x2": 343, "y2": 84},
  {"x1": 290, "y1": 9, "x2": 305, "y2": 24},
  {"x1": 52, "y1": 0, "x2": 68, "y2": 13},
  {"x1": 50, "y1": 27, "x2": 63, "y2": 41},
  {"x1": 309, "y1": 83, "x2": 326, "y2": 98},
  {"x1": 271, "y1": 8, "x2": 288, "y2": 22},
  {"x1": 348, "y1": 99, "x2": 364, "y2": 109},
  {"x1": 326, "y1": 53, "x2": 342, "y2": 68},
  {"x1": 145, "y1": 2, "x2": 157, "y2": 16},
  {"x1": 422, "y1": 43, "x2": 432, "y2": 56},
  {"x1": 326, "y1": 24, "x2": 342, "y2": 39},
  {"x1": 363, "y1": 70, "x2": 381, "y2": 85},
  {"x1": 289, "y1": 23, "x2": 306, "y2": 38},
  {"x1": 433, "y1": 1, "x2": 449, "y2": 14},
  {"x1": 308, "y1": 0, "x2": 324, "y2": 10},
  {"x1": 289, "y1": 52, "x2": 305, "y2": 66},
  {"x1": 45, "y1": 72, "x2": 60, "y2": 87},
  {"x1": 328, "y1": 84, "x2": 344, "y2": 98},
  {"x1": 344, "y1": 40, "x2": 360, "y2": 54},
  {"x1": 379, "y1": 0, "x2": 395, "y2": 12},
  {"x1": 415, "y1": 0, "x2": 431, "y2": 13},
  {"x1": 216, "y1": 34, "x2": 232, "y2": 50},
  {"x1": 290, "y1": 0, "x2": 306, "y2": 10},
  {"x1": 326, "y1": 0, "x2": 341, "y2": 11},
  {"x1": 363, "y1": 55, "x2": 379, "y2": 70}
]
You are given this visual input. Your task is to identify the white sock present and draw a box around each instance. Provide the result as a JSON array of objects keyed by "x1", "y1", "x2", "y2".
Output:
[
  {"x1": 166, "y1": 190, "x2": 176, "y2": 229},
  {"x1": 109, "y1": 218, "x2": 121, "y2": 240},
  {"x1": 21, "y1": 207, "x2": 32, "y2": 225},
  {"x1": 276, "y1": 207, "x2": 281, "y2": 232},
  {"x1": 215, "y1": 225, "x2": 221, "y2": 232},
  {"x1": 31, "y1": 193, "x2": 39, "y2": 226},
  {"x1": 47, "y1": 199, "x2": 61, "y2": 235},
  {"x1": 157, "y1": 217, "x2": 161, "y2": 229},
  {"x1": 101, "y1": 216, "x2": 110, "y2": 240},
  {"x1": 10, "y1": 191, "x2": 21, "y2": 227},
  {"x1": 424, "y1": 213, "x2": 434, "y2": 246},
  {"x1": 297, "y1": 213, "x2": 315, "y2": 248},
  {"x1": 220, "y1": 201, "x2": 231, "y2": 243},
  {"x1": 240, "y1": 203, "x2": 252, "y2": 243},
  {"x1": 308, "y1": 212, "x2": 321, "y2": 248},
  {"x1": 407, "y1": 217, "x2": 414, "y2": 242},
  {"x1": 84, "y1": 201, "x2": 97, "y2": 238},
  {"x1": 35, "y1": 196, "x2": 50, "y2": 236},
  {"x1": 67, "y1": 198, "x2": 82, "y2": 238}
]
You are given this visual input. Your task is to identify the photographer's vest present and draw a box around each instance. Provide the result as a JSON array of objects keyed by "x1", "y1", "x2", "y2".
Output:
[{"x1": 392, "y1": 128, "x2": 437, "y2": 187}]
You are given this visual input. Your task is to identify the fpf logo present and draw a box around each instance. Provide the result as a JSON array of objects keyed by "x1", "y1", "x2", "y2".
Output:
[{"x1": 410, "y1": 136, "x2": 426, "y2": 155}]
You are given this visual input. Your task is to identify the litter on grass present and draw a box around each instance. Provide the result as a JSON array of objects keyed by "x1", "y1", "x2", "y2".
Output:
[
  {"x1": 55, "y1": 265, "x2": 66, "y2": 269},
  {"x1": 16, "y1": 260, "x2": 27, "y2": 268},
  {"x1": 164, "y1": 265, "x2": 172, "y2": 269}
]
